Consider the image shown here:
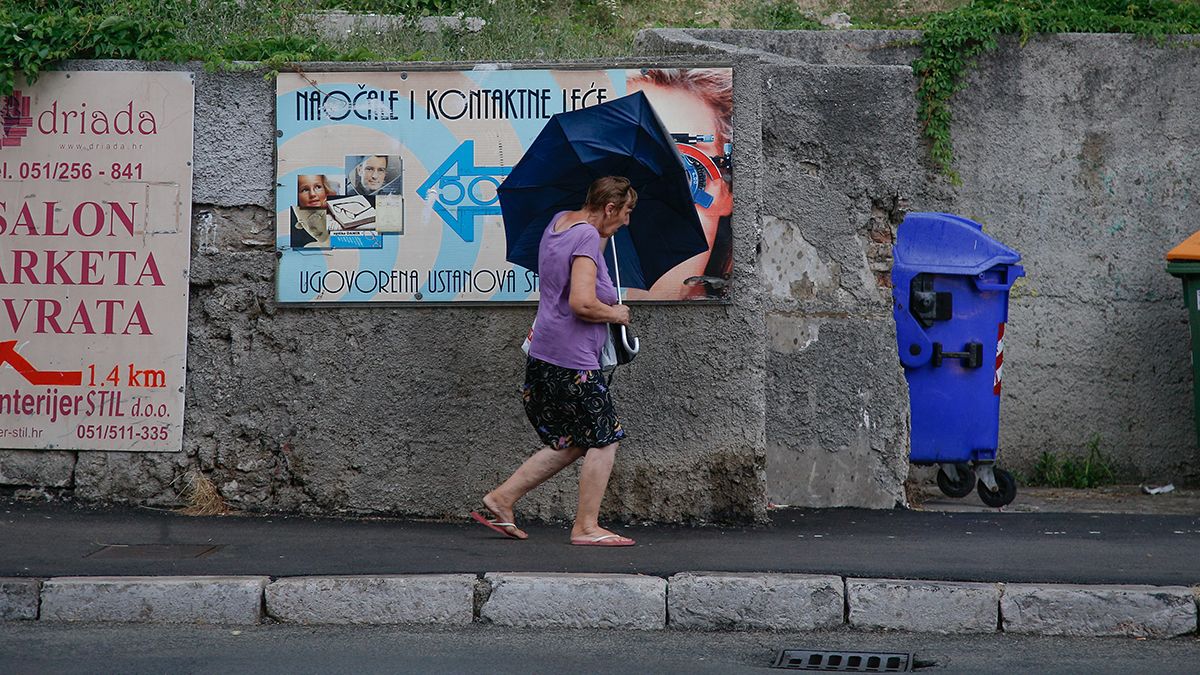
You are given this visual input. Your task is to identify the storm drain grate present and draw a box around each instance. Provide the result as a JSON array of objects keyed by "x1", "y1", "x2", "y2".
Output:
[
  {"x1": 772, "y1": 649, "x2": 912, "y2": 672},
  {"x1": 86, "y1": 544, "x2": 222, "y2": 560}
]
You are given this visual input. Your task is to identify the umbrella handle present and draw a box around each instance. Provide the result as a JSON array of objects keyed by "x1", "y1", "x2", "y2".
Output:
[
  {"x1": 609, "y1": 237, "x2": 640, "y2": 356},
  {"x1": 620, "y1": 324, "x2": 640, "y2": 355},
  {"x1": 609, "y1": 235, "x2": 624, "y2": 304}
]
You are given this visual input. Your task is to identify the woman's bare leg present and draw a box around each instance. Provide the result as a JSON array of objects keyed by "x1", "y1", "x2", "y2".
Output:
[
  {"x1": 571, "y1": 442, "x2": 632, "y2": 543},
  {"x1": 483, "y1": 446, "x2": 585, "y2": 539}
]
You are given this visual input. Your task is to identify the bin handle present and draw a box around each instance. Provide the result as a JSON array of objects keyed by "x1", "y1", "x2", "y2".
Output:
[
  {"x1": 894, "y1": 304, "x2": 934, "y2": 368},
  {"x1": 974, "y1": 280, "x2": 1015, "y2": 292},
  {"x1": 932, "y1": 342, "x2": 983, "y2": 368},
  {"x1": 972, "y1": 264, "x2": 1025, "y2": 292}
]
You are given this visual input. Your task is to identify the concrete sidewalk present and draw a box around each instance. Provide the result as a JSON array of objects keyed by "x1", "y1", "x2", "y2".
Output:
[{"x1": 2, "y1": 497, "x2": 1197, "y2": 637}]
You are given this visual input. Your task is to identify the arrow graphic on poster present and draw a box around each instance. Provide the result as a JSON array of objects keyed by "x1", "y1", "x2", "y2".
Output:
[
  {"x1": 0, "y1": 340, "x2": 82, "y2": 386},
  {"x1": 417, "y1": 140, "x2": 511, "y2": 243}
]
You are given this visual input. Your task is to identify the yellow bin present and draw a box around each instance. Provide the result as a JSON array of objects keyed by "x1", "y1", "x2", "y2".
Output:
[{"x1": 1166, "y1": 231, "x2": 1200, "y2": 446}]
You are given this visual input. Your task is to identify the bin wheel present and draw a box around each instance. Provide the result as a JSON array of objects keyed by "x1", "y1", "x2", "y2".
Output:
[
  {"x1": 978, "y1": 468, "x2": 1017, "y2": 508},
  {"x1": 936, "y1": 464, "x2": 975, "y2": 498}
]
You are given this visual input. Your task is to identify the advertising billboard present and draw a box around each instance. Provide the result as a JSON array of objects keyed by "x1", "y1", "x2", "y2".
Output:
[
  {"x1": 0, "y1": 72, "x2": 194, "y2": 452},
  {"x1": 276, "y1": 67, "x2": 733, "y2": 303}
]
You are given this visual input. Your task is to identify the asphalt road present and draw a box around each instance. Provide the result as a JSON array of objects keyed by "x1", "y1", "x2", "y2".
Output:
[
  {"x1": 2, "y1": 624, "x2": 1197, "y2": 674},
  {"x1": 2, "y1": 500, "x2": 1197, "y2": 584}
]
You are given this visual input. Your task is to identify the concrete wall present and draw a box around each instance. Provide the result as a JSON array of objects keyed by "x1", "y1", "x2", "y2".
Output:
[
  {"x1": 638, "y1": 31, "x2": 924, "y2": 508},
  {"x1": 3, "y1": 29, "x2": 1198, "y2": 519},
  {"x1": 0, "y1": 59, "x2": 770, "y2": 522},
  {"x1": 947, "y1": 34, "x2": 1200, "y2": 484},
  {"x1": 755, "y1": 60, "x2": 922, "y2": 508},
  {"x1": 639, "y1": 30, "x2": 1200, "y2": 488}
]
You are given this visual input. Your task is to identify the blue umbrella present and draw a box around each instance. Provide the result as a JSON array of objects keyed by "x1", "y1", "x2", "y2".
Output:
[{"x1": 498, "y1": 91, "x2": 707, "y2": 289}]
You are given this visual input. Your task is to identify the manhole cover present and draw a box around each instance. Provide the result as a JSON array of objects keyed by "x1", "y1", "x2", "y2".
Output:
[
  {"x1": 772, "y1": 649, "x2": 913, "y2": 672},
  {"x1": 86, "y1": 544, "x2": 222, "y2": 560}
]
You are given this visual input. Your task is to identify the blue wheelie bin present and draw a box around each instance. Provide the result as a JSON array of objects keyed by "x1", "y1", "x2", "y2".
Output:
[{"x1": 892, "y1": 213, "x2": 1025, "y2": 507}]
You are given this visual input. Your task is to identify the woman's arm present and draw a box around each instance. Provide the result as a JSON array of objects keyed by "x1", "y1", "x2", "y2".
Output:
[{"x1": 568, "y1": 257, "x2": 630, "y2": 324}]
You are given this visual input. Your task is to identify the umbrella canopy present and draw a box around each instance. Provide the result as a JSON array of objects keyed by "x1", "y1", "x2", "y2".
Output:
[{"x1": 498, "y1": 91, "x2": 707, "y2": 290}]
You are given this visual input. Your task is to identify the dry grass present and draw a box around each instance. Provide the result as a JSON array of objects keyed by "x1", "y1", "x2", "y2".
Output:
[
  {"x1": 177, "y1": 470, "x2": 230, "y2": 516},
  {"x1": 903, "y1": 475, "x2": 927, "y2": 508}
]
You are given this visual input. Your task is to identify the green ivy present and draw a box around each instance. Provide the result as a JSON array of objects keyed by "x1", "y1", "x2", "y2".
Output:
[
  {"x1": 912, "y1": 0, "x2": 1200, "y2": 182},
  {"x1": 0, "y1": 0, "x2": 389, "y2": 97},
  {"x1": 0, "y1": 4, "x2": 182, "y2": 96}
]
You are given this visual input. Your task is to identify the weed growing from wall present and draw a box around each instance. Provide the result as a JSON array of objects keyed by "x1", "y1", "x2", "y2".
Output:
[
  {"x1": 1026, "y1": 434, "x2": 1117, "y2": 488},
  {"x1": 911, "y1": 0, "x2": 1200, "y2": 182}
]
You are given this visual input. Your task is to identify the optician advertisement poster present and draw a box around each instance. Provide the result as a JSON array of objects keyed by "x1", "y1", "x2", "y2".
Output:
[
  {"x1": 0, "y1": 72, "x2": 194, "y2": 452},
  {"x1": 275, "y1": 67, "x2": 733, "y2": 303}
]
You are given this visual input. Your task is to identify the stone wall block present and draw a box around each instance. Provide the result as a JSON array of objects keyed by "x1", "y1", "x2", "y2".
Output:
[
  {"x1": 765, "y1": 315, "x2": 910, "y2": 508},
  {"x1": 0, "y1": 578, "x2": 40, "y2": 620},
  {"x1": 0, "y1": 451, "x2": 75, "y2": 488},
  {"x1": 265, "y1": 575, "x2": 475, "y2": 625},
  {"x1": 668, "y1": 572, "x2": 844, "y2": 630},
  {"x1": 40, "y1": 576, "x2": 268, "y2": 624},
  {"x1": 1001, "y1": 583, "x2": 1198, "y2": 638},
  {"x1": 847, "y1": 578, "x2": 999, "y2": 634},
  {"x1": 482, "y1": 573, "x2": 666, "y2": 629}
]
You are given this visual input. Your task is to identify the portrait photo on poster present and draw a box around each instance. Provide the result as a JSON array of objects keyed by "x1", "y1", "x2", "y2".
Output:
[
  {"x1": 298, "y1": 173, "x2": 338, "y2": 209},
  {"x1": 292, "y1": 174, "x2": 340, "y2": 248},
  {"x1": 626, "y1": 68, "x2": 733, "y2": 301},
  {"x1": 345, "y1": 154, "x2": 403, "y2": 197},
  {"x1": 291, "y1": 206, "x2": 331, "y2": 248}
]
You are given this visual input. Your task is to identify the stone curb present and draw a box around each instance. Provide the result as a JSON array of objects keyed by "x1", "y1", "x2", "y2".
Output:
[
  {"x1": 0, "y1": 578, "x2": 40, "y2": 620},
  {"x1": 848, "y1": 578, "x2": 1000, "y2": 634},
  {"x1": 1001, "y1": 583, "x2": 1198, "y2": 638},
  {"x1": 482, "y1": 573, "x2": 667, "y2": 630},
  {"x1": 668, "y1": 572, "x2": 843, "y2": 630},
  {"x1": 6, "y1": 574, "x2": 1199, "y2": 638},
  {"x1": 40, "y1": 576, "x2": 268, "y2": 624},
  {"x1": 265, "y1": 575, "x2": 476, "y2": 625}
]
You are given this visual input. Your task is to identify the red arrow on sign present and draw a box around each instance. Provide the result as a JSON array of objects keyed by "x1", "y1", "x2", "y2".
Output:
[{"x1": 0, "y1": 340, "x2": 82, "y2": 386}]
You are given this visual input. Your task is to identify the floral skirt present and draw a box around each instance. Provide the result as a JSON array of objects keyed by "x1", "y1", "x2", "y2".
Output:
[{"x1": 521, "y1": 356, "x2": 625, "y2": 450}]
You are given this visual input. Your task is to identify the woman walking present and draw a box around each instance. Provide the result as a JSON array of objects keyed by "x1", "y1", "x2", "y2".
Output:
[{"x1": 473, "y1": 176, "x2": 636, "y2": 547}]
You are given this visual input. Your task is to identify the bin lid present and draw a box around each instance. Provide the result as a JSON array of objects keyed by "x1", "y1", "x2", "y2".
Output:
[
  {"x1": 893, "y1": 212, "x2": 1021, "y2": 277},
  {"x1": 1166, "y1": 230, "x2": 1200, "y2": 261}
]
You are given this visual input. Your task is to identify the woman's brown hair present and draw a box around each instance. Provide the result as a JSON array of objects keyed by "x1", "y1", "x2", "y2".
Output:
[{"x1": 583, "y1": 176, "x2": 638, "y2": 211}]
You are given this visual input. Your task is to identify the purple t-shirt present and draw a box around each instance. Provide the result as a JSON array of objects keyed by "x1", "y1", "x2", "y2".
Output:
[{"x1": 528, "y1": 213, "x2": 618, "y2": 370}]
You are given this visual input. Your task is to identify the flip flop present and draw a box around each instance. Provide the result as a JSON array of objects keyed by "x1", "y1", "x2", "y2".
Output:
[
  {"x1": 469, "y1": 511, "x2": 525, "y2": 540},
  {"x1": 570, "y1": 534, "x2": 636, "y2": 547}
]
